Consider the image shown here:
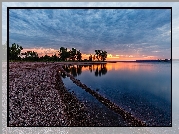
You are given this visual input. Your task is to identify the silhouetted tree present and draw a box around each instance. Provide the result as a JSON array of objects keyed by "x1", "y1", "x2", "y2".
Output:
[
  {"x1": 95, "y1": 50, "x2": 107, "y2": 61},
  {"x1": 93, "y1": 54, "x2": 96, "y2": 61},
  {"x1": 89, "y1": 54, "x2": 92, "y2": 61},
  {"x1": 59, "y1": 47, "x2": 70, "y2": 61},
  {"x1": 39, "y1": 54, "x2": 51, "y2": 61},
  {"x1": 95, "y1": 50, "x2": 101, "y2": 61},
  {"x1": 23, "y1": 51, "x2": 39, "y2": 61},
  {"x1": 76, "y1": 50, "x2": 82, "y2": 61},
  {"x1": 100, "y1": 51, "x2": 107, "y2": 61},
  {"x1": 9, "y1": 43, "x2": 23, "y2": 60},
  {"x1": 51, "y1": 54, "x2": 59, "y2": 61},
  {"x1": 69, "y1": 48, "x2": 77, "y2": 61}
]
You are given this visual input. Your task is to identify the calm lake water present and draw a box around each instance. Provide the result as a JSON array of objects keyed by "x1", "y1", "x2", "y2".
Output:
[{"x1": 61, "y1": 62, "x2": 171, "y2": 126}]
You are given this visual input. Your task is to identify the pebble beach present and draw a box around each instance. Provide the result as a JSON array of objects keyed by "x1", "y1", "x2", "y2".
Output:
[
  {"x1": 9, "y1": 62, "x2": 92, "y2": 126},
  {"x1": 8, "y1": 62, "x2": 147, "y2": 127}
]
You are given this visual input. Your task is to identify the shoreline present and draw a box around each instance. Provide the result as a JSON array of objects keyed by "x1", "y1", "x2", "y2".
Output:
[
  {"x1": 9, "y1": 62, "x2": 92, "y2": 126},
  {"x1": 8, "y1": 62, "x2": 147, "y2": 126},
  {"x1": 59, "y1": 66, "x2": 146, "y2": 126},
  {"x1": 9, "y1": 59, "x2": 171, "y2": 66}
]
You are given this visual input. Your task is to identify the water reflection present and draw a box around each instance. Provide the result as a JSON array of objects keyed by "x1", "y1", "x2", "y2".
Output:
[
  {"x1": 61, "y1": 65, "x2": 82, "y2": 78},
  {"x1": 94, "y1": 64, "x2": 107, "y2": 77},
  {"x1": 62, "y1": 62, "x2": 171, "y2": 126},
  {"x1": 105, "y1": 62, "x2": 157, "y2": 72},
  {"x1": 62, "y1": 64, "x2": 108, "y2": 77},
  {"x1": 61, "y1": 62, "x2": 169, "y2": 78}
]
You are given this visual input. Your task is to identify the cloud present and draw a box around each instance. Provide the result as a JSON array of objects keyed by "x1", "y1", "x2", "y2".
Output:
[{"x1": 3, "y1": 3, "x2": 172, "y2": 59}]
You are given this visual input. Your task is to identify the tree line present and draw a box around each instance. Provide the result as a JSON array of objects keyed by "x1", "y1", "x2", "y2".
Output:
[{"x1": 9, "y1": 43, "x2": 107, "y2": 62}]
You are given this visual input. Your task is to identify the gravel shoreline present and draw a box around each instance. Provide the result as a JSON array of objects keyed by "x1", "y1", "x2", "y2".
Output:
[
  {"x1": 8, "y1": 62, "x2": 146, "y2": 126},
  {"x1": 9, "y1": 62, "x2": 92, "y2": 126}
]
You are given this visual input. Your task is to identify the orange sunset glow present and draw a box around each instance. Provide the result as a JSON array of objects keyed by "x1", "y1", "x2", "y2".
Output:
[
  {"x1": 21, "y1": 48, "x2": 160, "y2": 61},
  {"x1": 10, "y1": 9, "x2": 171, "y2": 62}
]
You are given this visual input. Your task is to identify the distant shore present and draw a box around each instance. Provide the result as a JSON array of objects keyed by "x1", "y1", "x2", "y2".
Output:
[
  {"x1": 9, "y1": 59, "x2": 171, "y2": 64},
  {"x1": 9, "y1": 61, "x2": 109, "y2": 67}
]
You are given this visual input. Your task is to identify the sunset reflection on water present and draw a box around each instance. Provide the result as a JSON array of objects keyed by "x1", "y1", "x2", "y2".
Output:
[
  {"x1": 62, "y1": 62, "x2": 160, "y2": 77},
  {"x1": 102, "y1": 62, "x2": 156, "y2": 72},
  {"x1": 62, "y1": 61, "x2": 171, "y2": 126}
]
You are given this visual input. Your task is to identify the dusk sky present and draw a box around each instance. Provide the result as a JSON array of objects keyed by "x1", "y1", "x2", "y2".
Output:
[{"x1": 8, "y1": 7, "x2": 171, "y2": 60}]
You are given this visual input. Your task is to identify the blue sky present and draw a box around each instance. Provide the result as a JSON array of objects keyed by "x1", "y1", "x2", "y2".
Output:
[
  {"x1": 8, "y1": 8, "x2": 171, "y2": 59},
  {"x1": 2, "y1": 2, "x2": 179, "y2": 133},
  {"x1": 2, "y1": 2, "x2": 179, "y2": 59}
]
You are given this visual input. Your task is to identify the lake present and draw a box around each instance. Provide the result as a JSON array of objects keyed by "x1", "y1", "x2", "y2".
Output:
[{"x1": 61, "y1": 62, "x2": 171, "y2": 126}]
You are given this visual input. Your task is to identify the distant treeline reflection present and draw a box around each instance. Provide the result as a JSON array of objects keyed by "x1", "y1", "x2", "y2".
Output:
[{"x1": 61, "y1": 64, "x2": 107, "y2": 77}]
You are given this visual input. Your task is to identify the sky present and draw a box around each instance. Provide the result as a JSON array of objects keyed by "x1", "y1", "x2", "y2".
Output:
[
  {"x1": 2, "y1": 2, "x2": 178, "y2": 60},
  {"x1": 2, "y1": 2, "x2": 179, "y2": 134}
]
